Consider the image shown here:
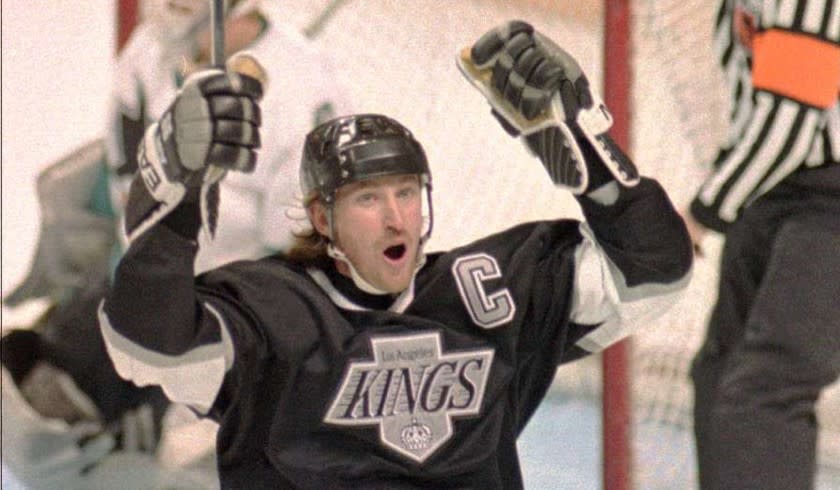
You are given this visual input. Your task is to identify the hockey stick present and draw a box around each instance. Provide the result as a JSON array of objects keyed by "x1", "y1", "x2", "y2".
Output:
[
  {"x1": 210, "y1": 0, "x2": 226, "y2": 68},
  {"x1": 202, "y1": 0, "x2": 227, "y2": 237},
  {"x1": 204, "y1": 0, "x2": 267, "y2": 224}
]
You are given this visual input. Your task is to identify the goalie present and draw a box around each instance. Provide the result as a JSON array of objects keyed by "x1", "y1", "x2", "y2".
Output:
[{"x1": 99, "y1": 21, "x2": 692, "y2": 488}]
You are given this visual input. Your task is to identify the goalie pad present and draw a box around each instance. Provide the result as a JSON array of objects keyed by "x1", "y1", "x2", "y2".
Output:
[{"x1": 457, "y1": 20, "x2": 639, "y2": 194}]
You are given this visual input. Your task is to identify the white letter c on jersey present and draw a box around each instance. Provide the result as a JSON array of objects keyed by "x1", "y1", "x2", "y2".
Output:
[{"x1": 453, "y1": 253, "x2": 515, "y2": 329}]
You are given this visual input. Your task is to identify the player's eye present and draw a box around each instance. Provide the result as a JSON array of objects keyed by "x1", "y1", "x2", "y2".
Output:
[
  {"x1": 355, "y1": 192, "x2": 377, "y2": 205},
  {"x1": 396, "y1": 186, "x2": 418, "y2": 199}
]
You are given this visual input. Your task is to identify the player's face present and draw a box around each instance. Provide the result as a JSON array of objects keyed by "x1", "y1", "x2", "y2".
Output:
[{"x1": 323, "y1": 174, "x2": 424, "y2": 294}]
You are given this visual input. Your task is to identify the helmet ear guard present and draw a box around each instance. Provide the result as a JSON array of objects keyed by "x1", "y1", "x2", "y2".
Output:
[{"x1": 300, "y1": 114, "x2": 434, "y2": 241}]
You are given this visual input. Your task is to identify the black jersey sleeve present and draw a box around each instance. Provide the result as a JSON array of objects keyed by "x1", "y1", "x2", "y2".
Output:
[
  {"x1": 565, "y1": 177, "x2": 693, "y2": 353},
  {"x1": 578, "y1": 177, "x2": 693, "y2": 286},
  {"x1": 98, "y1": 222, "x2": 258, "y2": 415},
  {"x1": 434, "y1": 175, "x2": 692, "y2": 361}
]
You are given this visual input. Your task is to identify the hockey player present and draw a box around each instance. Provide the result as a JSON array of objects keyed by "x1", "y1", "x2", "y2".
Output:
[
  {"x1": 100, "y1": 21, "x2": 693, "y2": 488},
  {"x1": 686, "y1": 1, "x2": 840, "y2": 488},
  {"x1": 2, "y1": 0, "x2": 351, "y2": 486}
]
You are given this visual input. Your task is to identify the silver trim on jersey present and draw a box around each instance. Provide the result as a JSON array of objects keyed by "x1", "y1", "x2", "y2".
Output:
[
  {"x1": 97, "y1": 300, "x2": 232, "y2": 413},
  {"x1": 306, "y1": 268, "x2": 417, "y2": 313},
  {"x1": 570, "y1": 223, "x2": 691, "y2": 353}
]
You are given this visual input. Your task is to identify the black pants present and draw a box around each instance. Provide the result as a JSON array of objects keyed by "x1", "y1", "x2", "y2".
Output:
[{"x1": 691, "y1": 164, "x2": 840, "y2": 490}]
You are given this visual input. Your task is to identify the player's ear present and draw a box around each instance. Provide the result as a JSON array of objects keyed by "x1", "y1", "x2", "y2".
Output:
[{"x1": 309, "y1": 201, "x2": 331, "y2": 238}]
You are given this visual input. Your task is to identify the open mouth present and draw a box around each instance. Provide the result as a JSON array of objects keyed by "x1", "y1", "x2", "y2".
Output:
[{"x1": 384, "y1": 244, "x2": 407, "y2": 261}]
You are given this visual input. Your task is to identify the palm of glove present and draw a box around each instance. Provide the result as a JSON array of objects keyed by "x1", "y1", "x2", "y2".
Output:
[
  {"x1": 459, "y1": 20, "x2": 639, "y2": 193},
  {"x1": 471, "y1": 20, "x2": 592, "y2": 125}
]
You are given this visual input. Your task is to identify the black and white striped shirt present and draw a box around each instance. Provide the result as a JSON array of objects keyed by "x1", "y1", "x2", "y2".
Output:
[{"x1": 691, "y1": 0, "x2": 840, "y2": 231}]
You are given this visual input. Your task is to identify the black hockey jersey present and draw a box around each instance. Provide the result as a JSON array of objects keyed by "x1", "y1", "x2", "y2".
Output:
[{"x1": 100, "y1": 178, "x2": 692, "y2": 489}]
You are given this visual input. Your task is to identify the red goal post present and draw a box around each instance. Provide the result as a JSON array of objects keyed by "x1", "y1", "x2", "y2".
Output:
[
  {"x1": 602, "y1": 6, "x2": 633, "y2": 490},
  {"x1": 116, "y1": 0, "x2": 139, "y2": 52}
]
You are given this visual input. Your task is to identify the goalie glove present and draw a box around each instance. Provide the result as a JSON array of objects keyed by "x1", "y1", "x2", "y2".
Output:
[
  {"x1": 457, "y1": 20, "x2": 639, "y2": 194},
  {"x1": 126, "y1": 60, "x2": 263, "y2": 243}
]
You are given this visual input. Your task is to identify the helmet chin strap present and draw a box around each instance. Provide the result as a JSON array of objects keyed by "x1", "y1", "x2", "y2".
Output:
[
  {"x1": 326, "y1": 243, "x2": 428, "y2": 296},
  {"x1": 326, "y1": 243, "x2": 388, "y2": 295}
]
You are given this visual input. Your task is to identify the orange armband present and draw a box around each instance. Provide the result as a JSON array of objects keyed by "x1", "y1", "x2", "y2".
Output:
[{"x1": 752, "y1": 29, "x2": 840, "y2": 108}]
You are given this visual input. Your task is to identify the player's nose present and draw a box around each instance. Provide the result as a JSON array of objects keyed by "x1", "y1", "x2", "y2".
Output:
[{"x1": 382, "y1": 194, "x2": 405, "y2": 231}]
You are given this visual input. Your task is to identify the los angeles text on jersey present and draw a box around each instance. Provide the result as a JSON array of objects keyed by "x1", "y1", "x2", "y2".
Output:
[{"x1": 324, "y1": 332, "x2": 495, "y2": 463}]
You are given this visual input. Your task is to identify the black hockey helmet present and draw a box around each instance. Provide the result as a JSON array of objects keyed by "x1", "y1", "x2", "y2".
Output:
[
  {"x1": 300, "y1": 114, "x2": 432, "y2": 205},
  {"x1": 300, "y1": 114, "x2": 434, "y2": 241}
]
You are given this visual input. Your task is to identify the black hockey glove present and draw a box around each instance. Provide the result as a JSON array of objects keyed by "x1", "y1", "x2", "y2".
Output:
[
  {"x1": 457, "y1": 20, "x2": 639, "y2": 194},
  {"x1": 125, "y1": 62, "x2": 263, "y2": 242}
]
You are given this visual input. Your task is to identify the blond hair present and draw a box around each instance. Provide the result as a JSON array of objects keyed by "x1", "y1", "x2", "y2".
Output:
[{"x1": 284, "y1": 193, "x2": 329, "y2": 265}]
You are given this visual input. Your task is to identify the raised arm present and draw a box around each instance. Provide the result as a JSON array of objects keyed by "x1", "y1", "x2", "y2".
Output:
[
  {"x1": 460, "y1": 21, "x2": 694, "y2": 353},
  {"x1": 98, "y1": 62, "x2": 263, "y2": 413}
]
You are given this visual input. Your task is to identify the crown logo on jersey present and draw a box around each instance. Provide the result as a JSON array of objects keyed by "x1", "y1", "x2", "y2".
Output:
[
  {"x1": 401, "y1": 418, "x2": 433, "y2": 450},
  {"x1": 324, "y1": 331, "x2": 494, "y2": 463}
]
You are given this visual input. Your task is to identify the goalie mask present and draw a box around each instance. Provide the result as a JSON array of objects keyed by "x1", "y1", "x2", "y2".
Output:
[{"x1": 300, "y1": 114, "x2": 434, "y2": 294}]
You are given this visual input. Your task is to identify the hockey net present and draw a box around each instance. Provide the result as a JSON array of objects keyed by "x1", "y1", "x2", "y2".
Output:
[{"x1": 125, "y1": 0, "x2": 840, "y2": 487}]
